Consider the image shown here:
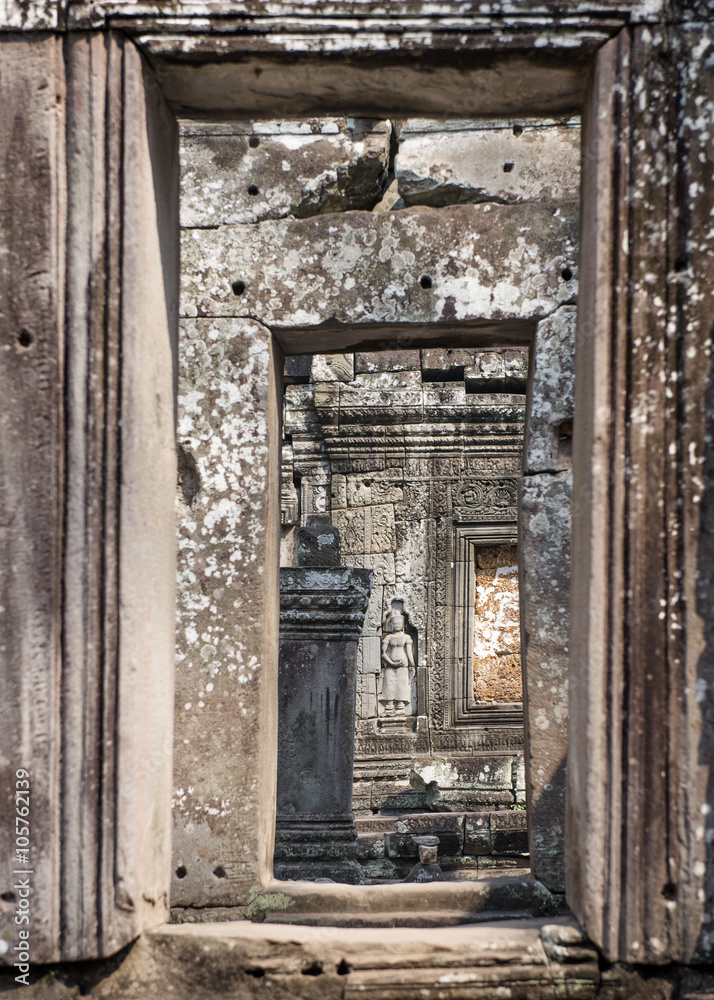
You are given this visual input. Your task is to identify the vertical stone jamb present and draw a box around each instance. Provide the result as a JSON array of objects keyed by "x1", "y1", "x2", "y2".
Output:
[
  {"x1": 1, "y1": 31, "x2": 179, "y2": 965},
  {"x1": 568, "y1": 24, "x2": 714, "y2": 964},
  {"x1": 567, "y1": 30, "x2": 630, "y2": 959},
  {"x1": 114, "y1": 37, "x2": 179, "y2": 952},
  {"x1": 519, "y1": 306, "x2": 576, "y2": 893},
  {"x1": 172, "y1": 320, "x2": 282, "y2": 910},
  {"x1": 63, "y1": 33, "x2": 179, "y2": 959},
  {"x1": 0, "y1": 33, "x2": 66, "y2": 964}
]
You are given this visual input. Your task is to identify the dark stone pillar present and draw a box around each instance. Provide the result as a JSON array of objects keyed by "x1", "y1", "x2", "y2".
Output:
[{"x1": 275, "y1": 521, "x2": 372, "y2": 884}]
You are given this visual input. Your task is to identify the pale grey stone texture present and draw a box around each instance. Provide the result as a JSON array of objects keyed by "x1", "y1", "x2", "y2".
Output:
[
  {"x1": 524, "y1": 306, "x2": 576, "y2": 474},
  {"x1": 173, "y1": 316, "x2": 280, "y2": 907},
  {"x1": 180, "y1": 118, "x2": 390, "y2": 227},
  {"x1": 396, "y1": 118, "x2": 580, "y2": 208},
  {"x1": 518, "y1": 470, "x2": 572, "y2": 892},
  {"x1": 181, "y1": 203, "x2": 578, "y2": 327}
]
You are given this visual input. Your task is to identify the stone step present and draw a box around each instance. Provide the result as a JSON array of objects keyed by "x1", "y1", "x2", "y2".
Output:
[
  {"x1": 247, "y1": 872, "x2": 565, "y2": 925},
  {"x1": 149, "y1": 917, "x2": 598, "y2": 1000},
  {"x1": 265, "y1": 908, "x2": 537, "y2": 927}
]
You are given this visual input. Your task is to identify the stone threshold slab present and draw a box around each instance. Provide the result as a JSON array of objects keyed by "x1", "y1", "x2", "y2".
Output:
[{"x1": 245, "y1": 872, "x2": 566, "y2": 925}]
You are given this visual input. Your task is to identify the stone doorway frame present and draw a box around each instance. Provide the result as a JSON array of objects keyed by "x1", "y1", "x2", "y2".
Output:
[{"x1": 2, "y1": 4, "x2": 713, "y2": 971}]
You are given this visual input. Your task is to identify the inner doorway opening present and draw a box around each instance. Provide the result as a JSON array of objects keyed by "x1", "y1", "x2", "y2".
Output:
[{"x1": 278, "y1": 344, "x2": 528, "y2": 884}]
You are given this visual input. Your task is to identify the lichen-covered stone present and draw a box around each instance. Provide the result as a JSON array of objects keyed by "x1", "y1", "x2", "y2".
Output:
[
  {"x1": 311, "y1": 352, "x2": 354, "y2": 382},
  {"x1": 524, "y1": 306, "x2": 576, "y2": 473},
  {"x1": 518, "y1": 470, "x2": 571, "y2": 892},
  {"x1": 356, "y1": 350, "x2": 421, "y2": 373},
  {"x1": 180, "y1": 118, "x2": 390, "y2": 227},
  {"x1": 396, "y1": 118, "x2": 581, "y2": 208},
  {"x1": 181, "y1": 203, "x2": 578, "y2": 328},
  {"x1": 173, "y1": 316, "x2": 280, "y2": 907}
]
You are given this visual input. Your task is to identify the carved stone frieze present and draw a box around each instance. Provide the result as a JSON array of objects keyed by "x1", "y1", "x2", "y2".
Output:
[
  {"x1": 301, "y1": 475, "x2": 330, "y2": 518},
  {"x1": 330, "y1": 473, "x2": 347, "y2": 510},
  {"x1": 432, "y1": 729, "x2": 524, "y2": 754},
  {"x1": 395, "y1": 482, "x2": 429, "y2": 521},
  {"x1": 394, "y1": 519, "x2": 428, "y2": 583},
  {"x1": 346, "y1": 470, "x2": 404, "y2": 508},
  {"x1": 330, "y1": 456, "x2": 386, "y2": 474},
  {"x1": 430, "y1": 480, "x2": 452, "y2": 518},
  {"x1": 332, "y1": 503, "x2": 397, "y2": 555},
  {"x1": 428, "y1": 606, "x2": 449, "y2": 733},
  {"x1": 463, "y1": 455, "x2": 522, "y2": 475},
  {"x1": 454, "y1": 478, "x2": 518, "y2": 521},
  {"x1": 434, "y1": 518, "x2": 452, "y2": 608},
  {"x1": 331, "y1": 506, "x2": 366, "y2": 553},
  {"x1": 356, "y1": 735, "x2": 418, "y2": 756},
  {"x1": 350, "y1": 552, "x2": 396, "y2": 586}
]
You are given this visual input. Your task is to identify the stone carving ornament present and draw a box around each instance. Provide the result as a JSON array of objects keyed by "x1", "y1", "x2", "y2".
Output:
[
  {"x1": 379, "y1": 608, "x2": 415, "y2": 716},
  {"x1": 454, "y1": 479, "x2": 518, "y2": 519}
]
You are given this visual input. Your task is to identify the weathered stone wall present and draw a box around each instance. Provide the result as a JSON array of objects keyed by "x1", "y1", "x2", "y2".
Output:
[
  {"x1": 175, "y1": 112, "x2": 578, "y2": 903},
  {"x1": 521, "y1": 306, "x2": 576, "y2": 892},
  {"x1": 174, "y1": 118, "x2": 392, "y2": 908},
  {"x1": 1, "y1": 2, "x2": 713, "y2": 982}
]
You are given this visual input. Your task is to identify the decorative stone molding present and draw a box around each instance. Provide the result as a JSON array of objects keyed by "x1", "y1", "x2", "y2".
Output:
[
  {"x1": 279, "y1": 567, "x2": 373, "y2": 641},
  {"x1": 453, "y1": 478, "x2": 519, "y2": 520}
]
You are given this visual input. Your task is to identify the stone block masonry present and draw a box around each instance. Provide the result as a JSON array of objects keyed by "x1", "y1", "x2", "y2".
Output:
[
  {"x1": 181, "y1": 118, "x2": 391, "y2": 227},
  {"x1": 395, "y1": 117, "x2": 580, "y2": 208},
  {"x1": 181, "y1": 202, "x2": 578, "y2": 329},
  {"x1": 2, "y1": 4, "x2": 714, "y2": 987},
  {"x1": 174, "y1": 112, "x2": 577, "y2": 906}
]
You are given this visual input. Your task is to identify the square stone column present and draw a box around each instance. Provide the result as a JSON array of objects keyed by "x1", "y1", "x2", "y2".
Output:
[{"x1": 276, "y1": 564, "x2": 372, "y2": 884}]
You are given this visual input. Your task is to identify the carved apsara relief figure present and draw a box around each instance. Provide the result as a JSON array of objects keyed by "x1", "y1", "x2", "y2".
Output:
[{"x1": 379, "y1": 608, "x2": 415, "y2": 716}]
